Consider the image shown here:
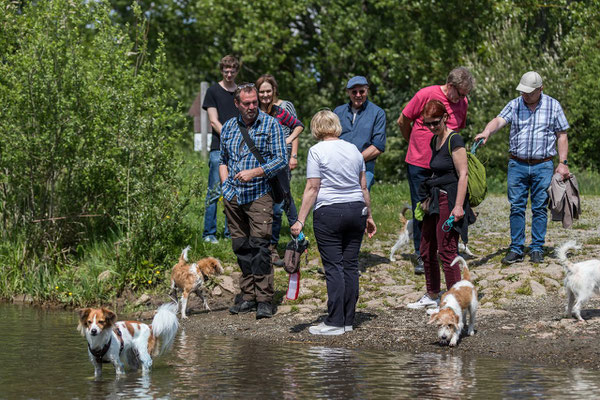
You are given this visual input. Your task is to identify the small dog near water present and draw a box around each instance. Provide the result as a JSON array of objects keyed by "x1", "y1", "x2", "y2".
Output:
[
  {"x1": 78, "y1": 303, "x2": 179, "y2": 377},
  {"x1": 389, "y1": 207, "x2": 474, "y2": 262},
  {"x1": 170, "y1": 246, "x2": 224, "y2": 318},
  {"x1": 428, "y1": 256, "x2": 478, "y2": 347},
  {"x1": 557, "y1": 240, "x2": 600, "y2": 321}
]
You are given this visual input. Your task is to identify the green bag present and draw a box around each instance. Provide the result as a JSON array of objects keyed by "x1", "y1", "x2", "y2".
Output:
[{"x1": 448, "y1": 132, "x2": 487, "y2": 207}]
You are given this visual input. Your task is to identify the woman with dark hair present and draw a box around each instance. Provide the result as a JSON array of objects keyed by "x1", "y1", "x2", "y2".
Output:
[
  {"x1": 407, "y1": 99, "x2": 475, "y2": 311},
  {"x1": 256, "y1": 74, "x2": 304, "y2": 265}
]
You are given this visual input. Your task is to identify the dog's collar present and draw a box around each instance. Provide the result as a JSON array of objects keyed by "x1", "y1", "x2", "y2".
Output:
[{"x1": 88, "y1": 328, "x2": 124, "y2": 364}]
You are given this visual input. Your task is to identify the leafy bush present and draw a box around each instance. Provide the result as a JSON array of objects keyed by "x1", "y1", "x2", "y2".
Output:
[{"x1": 0, "y1": 0, "x2": 188, "y2": 293}]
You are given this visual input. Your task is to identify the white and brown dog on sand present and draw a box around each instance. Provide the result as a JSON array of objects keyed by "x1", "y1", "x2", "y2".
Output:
[
  {"x1": 170, "y1": 246, "x2": 224, "y2": 318},
  {"x1": 428, "y1": 256, "x2": 477, "y2": 346},
  {"x1": 389, "y1": 207, "x2": 474, "y2": 262},
  {"x1": 557, "y1": 240, "x2": 600, "y2": 321},
  {"x1": 78, "y1": 303, "x2": 179, "y2": 377}
]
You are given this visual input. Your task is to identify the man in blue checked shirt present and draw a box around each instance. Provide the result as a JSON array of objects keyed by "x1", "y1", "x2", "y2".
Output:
[
  {"x1": 219, "y1": 83, "x2": 287, "y2": 319},
  {"x1": 475, "y1": 71, "x2": 570, "y2": 265}
]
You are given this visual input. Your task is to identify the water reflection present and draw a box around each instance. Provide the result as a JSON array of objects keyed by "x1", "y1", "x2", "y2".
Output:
[{"x1": 1, "y1": 303, "x2": 600, "y2": 399}]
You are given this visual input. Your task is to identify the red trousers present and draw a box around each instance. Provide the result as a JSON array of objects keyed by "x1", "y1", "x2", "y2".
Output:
[{"x1": 419, "y1": 192, "x2": 461, "y2": 293}]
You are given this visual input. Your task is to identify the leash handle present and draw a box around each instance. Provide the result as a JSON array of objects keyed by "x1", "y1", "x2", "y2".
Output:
[
  {"x1": 471, "y1": 138, "x2": 484, "y2": 155},
  {"x1": 442, "y1": 215, "x2": 455, "y2": 232}
]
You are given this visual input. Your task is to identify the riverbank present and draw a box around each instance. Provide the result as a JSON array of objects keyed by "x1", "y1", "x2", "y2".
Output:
[{"x1": 10, "y1": 194, "x2": 600, "y2": 369}]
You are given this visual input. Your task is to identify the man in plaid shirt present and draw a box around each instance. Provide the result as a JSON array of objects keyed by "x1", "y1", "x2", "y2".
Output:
[
  {"x1": 475, "y1": 71, "x2": 570, "y2": 264},
  {"x1": 219, "y1": 83, "x2": 287, "y2": 319}
]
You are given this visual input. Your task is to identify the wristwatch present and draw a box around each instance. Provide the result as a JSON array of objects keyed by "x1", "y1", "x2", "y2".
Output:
[
  {"x1": 562, "y1": 159, "x2": 568, "y2": 165},
  {"x1": 291, "y1": 154, "x2": 298, "y2": 159}
]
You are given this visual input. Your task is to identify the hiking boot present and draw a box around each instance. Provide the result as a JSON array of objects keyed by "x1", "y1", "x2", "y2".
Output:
[
  {"x1": 407, "y1": 293, "x2": 439, "y2": 309},
  {"x1": 256, "y1": 302, "x2": 273, "y2": 319},
  {"x1": 530, "y1": 250, "x2": 544, "y2": 263},
  {"x1": 344, "y1": 325, "x2": 353, "y2": 332},
  {"x1": 229, "y1": 300, "x2": 257, "y2": 314},
  {"x1": 308, "y1": 322, "x2": 345, "y2": 336},
  {"x1": 501, "y1": 250, "x2": 524, "y2": 265},
  {"x1": 203, "y1": 235, "x2": 218, "y2": 244},
  {"x1": 414, "y1": 256, "x2": 425, "y2": 275},
  {"x1": 269, "y1": 244, "x2": 284, "y2": 267}
]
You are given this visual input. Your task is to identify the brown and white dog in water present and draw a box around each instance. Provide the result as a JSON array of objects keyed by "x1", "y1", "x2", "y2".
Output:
[
  {"x1": 428, "y1": 256, "x2": 477, "y2": 346},
  {"x1": 169, "y1": 246, "x2": 224, "y2": 318},
  {"x1": 78, "y1": 303, "x2": 179, "y2": 377}
]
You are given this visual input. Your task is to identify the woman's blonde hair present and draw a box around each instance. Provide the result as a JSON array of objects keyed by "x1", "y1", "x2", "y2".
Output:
[{"x1": 310, "y1": 110, "x2": 341, "y2": 140}]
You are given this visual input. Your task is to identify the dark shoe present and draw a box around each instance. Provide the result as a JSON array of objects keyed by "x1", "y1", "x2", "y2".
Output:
[
  {"x1": 229, "y1": 300, "x2": 257, "y2": 314},
  {"x1": 269, "y1": 244, "x2": 284, "y2": 267},
  {"x1": 256, "y1": 302, "x2": 273, "y2": 319},
  {"x1": 501, "y1": 250, "x2": 524, "y2": 265},
  {"x1": 414, "y1": 256, "x2": 424, "y2": 275},
  {"x1": 530, "y1": 250, "x2": 544, "y2": 263}
]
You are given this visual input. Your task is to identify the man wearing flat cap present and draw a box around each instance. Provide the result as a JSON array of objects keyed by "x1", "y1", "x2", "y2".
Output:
[
  {"x1": 475, "y1": 71, "x2": 570, "y2": 265},
  {"x1": 334, "y1": 76, "x2": 386, "y2": 190}
]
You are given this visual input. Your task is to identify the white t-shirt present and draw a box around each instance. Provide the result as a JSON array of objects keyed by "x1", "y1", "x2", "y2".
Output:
[{"x1": 306, "y1": 139, "x2": 366, "y2": 209}]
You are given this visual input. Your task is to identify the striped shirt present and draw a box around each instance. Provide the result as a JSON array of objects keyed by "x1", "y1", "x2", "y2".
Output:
[
  {"x1": 220, "y1": 110, "x2": 288, "y2": 205},
  {"x1": 499, "y1": 94, "x2": 569, "y2": 160}
]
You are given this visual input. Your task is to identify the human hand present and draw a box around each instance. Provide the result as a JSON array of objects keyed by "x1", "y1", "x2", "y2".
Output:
[
  {"x1": 234, "y1": 169, "x2": 256, "y2": 183},
  {"x1": 473, "y1": 132, "x2": 490, "y2": 145},
  {"x1": 289, "y1": 157, "x2": 298, "y2": 170},
  {"x1": 290, "y1": 221, "x2": 303, "y2": 237},
  {"x1": 365, "y1": 217, "x2": 377, "y2": 238},
  {"x1": 451, "y1": 206, "x2": 464, "y2": 221},
  {"x1": 555, "y1": 163, "x2": 570, "y2": 180}
]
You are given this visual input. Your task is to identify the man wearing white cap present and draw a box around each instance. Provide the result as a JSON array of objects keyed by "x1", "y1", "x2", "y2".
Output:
[
  {"x1": 334, "y1": 76, "x2": 386, "y2": 190},
  {"x1": 475, "y1": 71, "x2": 570, "y2": 264}
]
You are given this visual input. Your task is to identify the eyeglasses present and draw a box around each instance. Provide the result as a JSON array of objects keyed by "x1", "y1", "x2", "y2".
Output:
[
  {"x1": 238, "y1": 83, "x2": 255, "y2": 90},
  {"x1": 422, "y1": 118, "x2": 443, "y2": 128},
  {"x1": 453, "y1": 85, "x2": 469, "y2": 98},
  {"x1": 351, "y1": 89, "x2": 366, "y2": 96}
]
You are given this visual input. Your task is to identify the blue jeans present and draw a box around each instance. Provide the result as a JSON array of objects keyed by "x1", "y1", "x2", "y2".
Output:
[
  {"x1": 271, "y1": 193, "x2": 298, "y2": 245},
  {"x1": 366, "y1": 170, "x2": 375, "y2": 191},
  {"x1": 507, "y1": 158, "x2": 553, "y2": 254},
  {"x1": 202, "y1": 150, "x2": 229, "y2": 238},
  {"x1": 407, "y1": 163, "x2": 433, "y2": 255}
]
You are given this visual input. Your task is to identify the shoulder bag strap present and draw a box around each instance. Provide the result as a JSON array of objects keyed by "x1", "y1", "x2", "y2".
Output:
[{"x1": 238, "y1": 123, "x2": 266, "y2": 164}]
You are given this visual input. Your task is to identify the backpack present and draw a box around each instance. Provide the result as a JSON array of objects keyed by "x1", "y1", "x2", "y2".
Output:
[{"x1": 448, "y1": 132, "x2": 487, "y2": 207}]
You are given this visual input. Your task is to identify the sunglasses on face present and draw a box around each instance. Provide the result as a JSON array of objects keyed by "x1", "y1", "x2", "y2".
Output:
[
  {"x1": 351, "y1": 89, "x2": 366, "y2": 96},
  {"x1": 422, "y1": 118, "x2": 443, "y2": 128},
  {"x1": 238, "y1": 83, "x2": 255, "y2": 90}
]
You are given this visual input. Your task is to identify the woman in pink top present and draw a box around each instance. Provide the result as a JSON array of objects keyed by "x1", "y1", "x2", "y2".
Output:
[{"x1": 396, "y1": 67, "x2": 473, "y2": 275}]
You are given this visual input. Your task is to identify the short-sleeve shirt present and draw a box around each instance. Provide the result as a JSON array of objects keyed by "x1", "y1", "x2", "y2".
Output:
[
  {"x1": 333, "y1": 100, "x2": 386, "y2": 174},
  {"x1": 306, "y1": 140, "x2": 366, "y2": 209},
  {"x1": 430, "y1": 133, "x2": 465, "y2": 177},
  {"x1": 202, "y1": 83, "x2": 239, "y2": 151},
  {"x1": 403, "y1": 85, "x2": 468, "y2": 169},
  {"x1": 498, "y1": 93, "x2": 569, "y2": 160}
]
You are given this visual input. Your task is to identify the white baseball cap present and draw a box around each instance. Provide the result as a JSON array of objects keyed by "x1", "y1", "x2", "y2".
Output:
[{"x1": 516, "y1": 71, "x2": 543, "y2": 93}]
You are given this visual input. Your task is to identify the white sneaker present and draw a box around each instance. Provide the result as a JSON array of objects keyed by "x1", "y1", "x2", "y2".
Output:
[
  {"x1": 309, "y1": 322, "x2": 345, "y2": 336},
  {"x1": 426, "y1": 307, "x2": 440, "y2": 316},
  {"x1": 406, "y1": 294, "x2": 438, "y2": 309},
  {"x1": 344, "y1": 325, "x2": 353, "y2": 332}
]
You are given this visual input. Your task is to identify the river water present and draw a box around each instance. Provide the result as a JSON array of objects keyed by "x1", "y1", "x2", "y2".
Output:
[{"x1": 1, "y1": 303, "x2": 600, "y2": 399}]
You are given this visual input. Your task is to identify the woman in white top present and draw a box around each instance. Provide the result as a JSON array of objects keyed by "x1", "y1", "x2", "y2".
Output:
[{"x1": 291, "y1": 110, "x2": 376, "y2": 335}]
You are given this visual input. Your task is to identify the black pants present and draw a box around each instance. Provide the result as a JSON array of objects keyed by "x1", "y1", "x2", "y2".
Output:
[{"x1": 313, "y1": 201, "x2": 366, "y2": 327}]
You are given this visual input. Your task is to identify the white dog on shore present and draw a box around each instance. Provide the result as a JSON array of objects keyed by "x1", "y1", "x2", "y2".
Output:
[
  {"x1": 428, "y1": 256, "x2": 477, "y2": 346},
  {"x1": 557, "y1": 240, "x2": 600, "y2": 321}
]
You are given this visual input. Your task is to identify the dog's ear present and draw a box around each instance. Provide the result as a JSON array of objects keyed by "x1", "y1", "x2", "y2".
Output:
[
  {"x1": 102, "y1": 308, "x2": 117, "y2": 326},
  {"x1": 78, "y1": 308, "x2": 91, "y2": 323},
  {"x1": 428, "y1": 313, "x2": 439, "y2": 324}
]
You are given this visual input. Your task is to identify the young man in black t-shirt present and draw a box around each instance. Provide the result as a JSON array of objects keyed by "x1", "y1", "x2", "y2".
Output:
[{"x1": 201, "y1": 55, "x2": 240, "y2": 244}]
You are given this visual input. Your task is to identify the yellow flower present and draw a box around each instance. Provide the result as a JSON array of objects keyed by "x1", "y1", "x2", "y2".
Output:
[
  {"x1": 155, "y1": 271, "x2": 160, "y2": 274},
  {"x1": 148, "y1": 280, "x2": 152, "y2": 284},
  {"x1": 166, "y1": 215, "x2": 170, "y2": 219},
  {"x1": 68, "y1": 292, "x2": 72, "y2": 296},
  {"x1": 55, "y1": 286, "x2": 59, "y2": 290}
]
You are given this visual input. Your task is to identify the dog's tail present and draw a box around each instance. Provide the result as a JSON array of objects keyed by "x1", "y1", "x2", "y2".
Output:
[
  {"x1": 451, "y1": 255, "x2": 471, "y2": 282},
  {"x1": 399, "y1": 205, "x2": 411, "y2": 225},
  {"x1": 151, "y1": 302, "x2": 179, "y2": 356},
  {"x1": 556, "y1": 240, "x2": 580, "y2": 272},
  {"x1": 180, "y1": 246, "x2": 191, "y2": 263}
]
